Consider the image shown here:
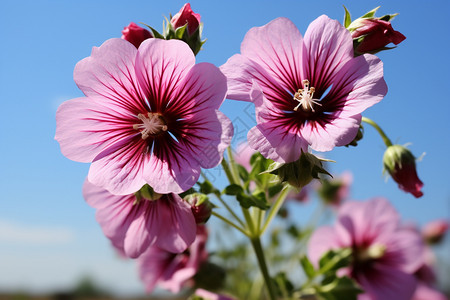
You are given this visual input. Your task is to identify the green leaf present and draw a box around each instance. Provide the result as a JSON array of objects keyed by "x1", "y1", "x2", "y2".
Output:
[
  {"x1": 237, "y1": 164, "x2": 249, "y2": 182},
  {"x1": 223, "y1": 184, "x2": 244, "y2": 196},
  {"x1": 300, "y1": 256, "x2": 316, "y2": 279},
  {"x1": 236, "y1": 192, "x2": 270, "y2": 210},
  {"x1": 268, "y1": 183, "x2": 283, "y2": 198},
  {"x1": 318, "y1": 275, "x2": 363, "y2": 300},
  {"x1": 343, "y1": 6, "x2": 352, "y2": 28},
  {"x1": 145, "y1": 25, "x2": 165, "y2": 39},
  {"x1": 318, "y1": 248, "x2": 352, "y2": 275},
  {"x1": 251, "y1": 190, "x2": 270, "y2": 210},
  {"x1": 272, "y1": 272, "x2": 294, "y2": 298}
]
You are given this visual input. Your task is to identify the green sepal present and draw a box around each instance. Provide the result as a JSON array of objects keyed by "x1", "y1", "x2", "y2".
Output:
[
  {"x1": 143, "y1": 24, "x2": 165, "y2": 39},
  {"x1": 360, "y1": 6, "x2": 380, "y2": 19},
  {"x1": 343, "y1": 6, "x2": 352, "y2": 28}
]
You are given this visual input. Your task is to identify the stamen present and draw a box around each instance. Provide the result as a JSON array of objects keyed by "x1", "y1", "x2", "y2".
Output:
[
  {"x1": 133, "y1": 112, "x2": 168, "y2": 140},
  {"x1": 293, "y1": 79, "x2": 322, "y2": 112}
]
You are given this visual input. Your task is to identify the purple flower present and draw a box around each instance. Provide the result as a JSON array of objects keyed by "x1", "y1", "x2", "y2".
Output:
[
  {"x1": 55, "y1": 38, "x2": 233, "y2": 195},
  {"x1": 308, "y1": 198, "x2": 425, "y2": 300},
  {"x1": 121, "y1": 22, "x2": 153, "y2": 48},
  {"x1": 221, "y1": 16, "x2": 387, "y2": 163},
  {"x1": 138, "y1": 225, "x2": 209, "y2": 293},
  {"x1": 83, "y1": 180, "x2": 197, "y2": 257}
]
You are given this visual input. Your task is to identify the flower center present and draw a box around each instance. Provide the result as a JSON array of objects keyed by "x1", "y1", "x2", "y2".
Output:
[
  {"x1": 293, "y1": 79, "x2": 322, "y2": 112},
  {"x1": 356, "y1": 244, "x2": 386, "y2": 262},
  {"x1": 133, "y1": 112, "x2": 168, "y2": 140}
]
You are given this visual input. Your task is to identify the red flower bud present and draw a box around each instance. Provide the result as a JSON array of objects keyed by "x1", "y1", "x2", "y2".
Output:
[
  {"x1": 185, "y1": 194, "x2": 212, "y2": 224},
  {"x1": 383, "y1": 145, "x2": 423, "y2": 198},
  {"x1": 352, "y1": 19, "x2": 405, "y2": 53},
  {"x1": 121, "y1": 22, "x2": 153, "y2": 48},
  {"x1": 170, "y1": 3, "x2": 201, "y2": 35}
]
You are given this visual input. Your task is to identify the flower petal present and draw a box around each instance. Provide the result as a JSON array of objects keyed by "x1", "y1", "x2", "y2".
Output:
[
  {"x1": 302, "y1": 15, "x2": 353, "y2": 91},
  {"x1": 88, "y1": 138, "x2": 148, "y2": 195},
  {"x1": 74, "y1": 38, "x2": 147, "y2": 113},
  {"x1": 300, "y1": 114, "x2": 361, "y2": 152},
  {"x1": 358, "y1": 264, "x2": 417, "y2": 300},
  {"x1": 307, "y1": 226, "x2": 340, "y2": 266},
  {"x1": 144, "y1": 143, "x2": 201, "y2": 194},
  {"x1": 55, "y1": 97, "x2": 137, "y2": 163},
  {"x1": 150, "y1": 194, "x2": 197, "y2": 253},
  {"x1": 240, "y1": 17, "x2": 304, "y2": 93},
  {"x1": 135, "y1": 38, "x2": 195, "y2": 112}
]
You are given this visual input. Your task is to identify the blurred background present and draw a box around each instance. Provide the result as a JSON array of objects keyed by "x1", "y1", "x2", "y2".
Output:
[{"x1": 1, "y1": 0, "x2": 449, "y2": 299}]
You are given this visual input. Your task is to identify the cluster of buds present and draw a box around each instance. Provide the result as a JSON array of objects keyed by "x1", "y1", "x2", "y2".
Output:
[
  {"x1": 344, "y1": 6, "x2": 406, "y2": 55},
  {"x1": 121, "y1": 3, "x2": 204, "y2": 55}
]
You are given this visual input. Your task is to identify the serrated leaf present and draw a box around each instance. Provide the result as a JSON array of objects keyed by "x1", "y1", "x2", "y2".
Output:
[
  {"x1": 223, "y1": 184, "x2": 244, "y2": 196},
  {"x1": 343, "y1": 6, "x2": 352, "y2": 28},
  {"x1": 300, "y1": 256, "x2": 316, "y2": 279}
]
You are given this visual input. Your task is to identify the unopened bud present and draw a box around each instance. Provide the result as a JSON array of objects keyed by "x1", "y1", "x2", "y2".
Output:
[{"x1": 185, "y1": 193, "x2": 213, "y2": 224}]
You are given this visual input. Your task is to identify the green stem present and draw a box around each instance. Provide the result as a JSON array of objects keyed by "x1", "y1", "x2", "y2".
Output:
[
  {"x1": 362, "y1": 116, "x2": 393, "y2": 147},
  {"x1": 227, "y1": 147, "x2": 241, "y2": 184},
  {"x1": 260, "y1": 185, "x2": 290, "y2": 235},
  {"x1": 216, "y1": 194, "x2": 246, "y2": 228},
  {"x1": 242, "y1": 207, "x2": 256, "y2": 235},
  {"x1": 221, "y1": 157, "x2": 237, "y2": 185},
  {"x1": 250, "y1": 237, "x2": 277, "y2": 300},
  {"x1": 211, "y1": 211, "x2": 250, "y2": 237}
]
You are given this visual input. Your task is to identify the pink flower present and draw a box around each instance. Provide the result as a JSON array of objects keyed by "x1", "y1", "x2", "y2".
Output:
[
  {"x1": 193, "y1": 288, "x2": 236, "y2": 300},
  {"x1": 138, "y1": 225, "x2": 209, "y2": 293},
  {"x1": 221, "y1": 16, "x2": 387, "y2": 163},
  {"x1": 234, "y1": 142, "x2": 256, "y2": 171},
  {"x1": 412, "y1": 283, "x2": 448, "y2": 300},
  {"x1": 83, "y1": 180, "x2": 197, "y2": 257},
  {"x1": 308, "y1": 198, "x2": 425, "y2": 300},
  {"x1": 352, "y1": 19, "x2": 406, "y2": 54},
  {"x1": 55, "y1": 38, "x2": 232, "y2": 195},
  {"x1": 121, "y1": 22, "x2": 153, "y2": 48},
  {"x1": 317, "y1": 171, "x2": 353, "y2": 206},
  {"x1": 171, "y1": 3, "x2": 201, "y2": 35},
  {"x1": 383, "y1": 145, "x2": 424, "y2": 198},
  {"x1": 421, "y1": 219, "x2": 449, "y2": 244}
]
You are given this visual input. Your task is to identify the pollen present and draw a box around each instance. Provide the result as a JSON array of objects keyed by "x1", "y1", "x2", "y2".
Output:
[
  {"x1": 133, "y1": 113, "x2": 168, "y2": 140},
  {"x1": 293, "y1": 79, "x2": 322, "y2": 112}
]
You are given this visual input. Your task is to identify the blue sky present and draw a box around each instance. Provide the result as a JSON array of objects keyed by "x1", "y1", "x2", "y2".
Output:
[{"x1": 1, "y1": 0, "x2": 449, "y2": 295}]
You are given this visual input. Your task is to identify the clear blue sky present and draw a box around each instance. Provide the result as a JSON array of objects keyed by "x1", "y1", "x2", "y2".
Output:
[{"x1": 1, "y1": 0, "x2": 449, "y2": 295}]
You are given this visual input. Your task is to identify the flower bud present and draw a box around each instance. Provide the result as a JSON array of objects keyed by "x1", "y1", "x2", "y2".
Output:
[
  {"x1": 171, "y1": 3, "x2": 201, "y2": 35},
  {"x1": 185, "y1": 193, "x2": 213, "y2": 224},
  {"x1": 383, "y1": 145, "x2": 423, "y2": 198},
  {"x1": 166, "y1": 3, "x2": 204, "y2": 55},
  {"x1": 121, "y1": 22, "x2": 153, "y2": 48},
  {"x1": 264, "y1": 150, "x2": 332, "y2": 189},
  {"x1": 346, "y1": 7, "x2": 405, "y2": 54},
  {"x1": 422, "y1": 220, "x2": 449, "y2": 245},
  {"x1": 317, "y1": 172, "x2": 352, "y2": 206}
]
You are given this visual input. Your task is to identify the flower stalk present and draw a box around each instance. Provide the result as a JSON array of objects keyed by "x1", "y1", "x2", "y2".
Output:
[{"x1": 362, "y1": 116, "x2": 393, "y2": 147}]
